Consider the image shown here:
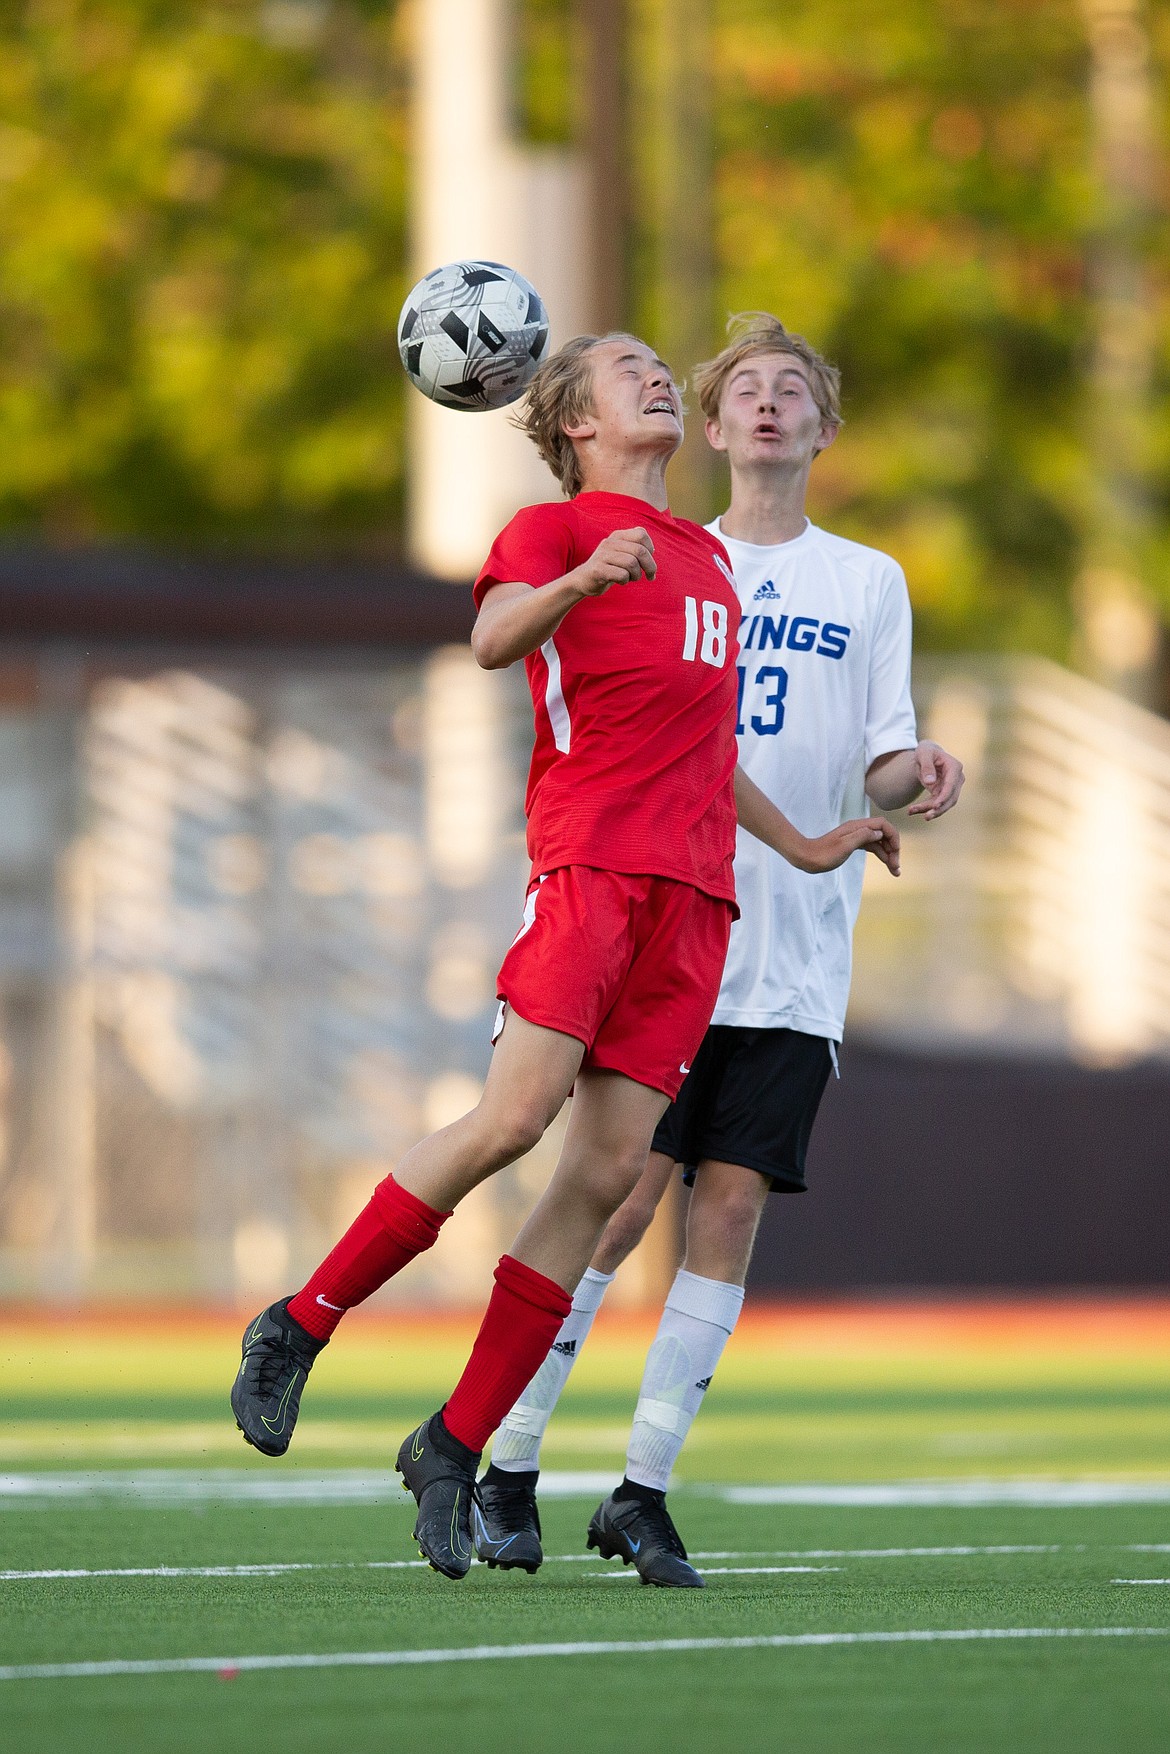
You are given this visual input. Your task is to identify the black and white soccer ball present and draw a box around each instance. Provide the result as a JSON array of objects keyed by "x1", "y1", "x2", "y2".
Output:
[{"x1": 397, "y1": 261, "x2": 551, "y2": 412}]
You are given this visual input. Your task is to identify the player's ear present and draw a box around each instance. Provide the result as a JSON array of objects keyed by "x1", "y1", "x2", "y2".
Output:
[
  {"x1": 562, "y1": 413, "x2": 598, "y2": 442},
  {"x1": 813, "y1": 420, "x2": 839, "y2": 457},
  {"x1": 705, "y1": 415, "x2": 728, "y2": 454}
]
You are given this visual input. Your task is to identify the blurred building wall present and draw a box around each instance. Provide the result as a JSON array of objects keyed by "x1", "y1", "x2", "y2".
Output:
[{"x1": 749, "y1": 1041, "x2": 1170, "y2": 1292}]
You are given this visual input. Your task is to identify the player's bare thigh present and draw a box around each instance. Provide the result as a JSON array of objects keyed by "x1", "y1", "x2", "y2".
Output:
[{"x1": 394, "y1": 1008, "x2": 585, "y2": 1213}]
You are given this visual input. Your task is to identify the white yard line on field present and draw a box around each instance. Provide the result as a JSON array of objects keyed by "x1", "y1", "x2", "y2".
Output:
[
  {"x1": 720, "y1": 1482, "x2": 1170, "y2": 1507},
  {"x1": 5, "y1": 1472, "x2": 1170, "y2": 1509},
  {"x1": 719, "y1": 1483, "x2": 1170, "y2": 1508},
  {"x1": 0, "y1": 1564, "x2": 401, "y2": 1583},
  {"x1": 1, "y1": 1545, "x2": 1105, "y2": 1583},
  {"x1": 1, "y1": 1627, "x2": 1167, "y2": 1682},
  {"x1": 6, "y1": 1544, "x2": 1165, "y2": 1584},
  {"x1": 690, "y1": 1546, "x2": 1063, "y2": 1559},
  {"x1": 0, "y1": 1470, "x2": 619, "y2": 1506}
]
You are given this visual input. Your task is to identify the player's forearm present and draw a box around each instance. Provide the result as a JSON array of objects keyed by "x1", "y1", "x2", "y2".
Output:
[
  {"x1": 471, "y1": 574, "x2": 587, "y2": 669},
  {"x1": 864, "y1": 747, "x2": 922, "y2": 811},
  {"x1": 733, "y1": 767, "x2": 817, "y2": 871}
]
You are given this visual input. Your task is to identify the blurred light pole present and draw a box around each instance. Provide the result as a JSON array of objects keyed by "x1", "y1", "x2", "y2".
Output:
[
  {"x1": 580, "y1": 0, "x2": 628, "y2": 334},
  {"x1": 1076, "y1": 0, "x2": 1163, "y2": 705},
  {"x1": 633, "y1": 0, "x2": 717, "y2": 524},
  {"x1": 408, "y1": 0, "x2": 592, "y2": 578}
]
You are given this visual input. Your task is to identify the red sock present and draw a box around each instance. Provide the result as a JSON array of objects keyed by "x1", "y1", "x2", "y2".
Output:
[
  {"x1": 442, "y1": 1255, "x2": 573, "y2": 1453},
  {"x1": 286, "y1": 1176, "x2": 450, "y2": 1341}
]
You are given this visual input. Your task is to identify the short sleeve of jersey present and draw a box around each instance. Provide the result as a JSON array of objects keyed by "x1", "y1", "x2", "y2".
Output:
[
  {"x1": 864, "y1": 562, "x2": 918, "y2": 769},
  {"x1": 473, "y1": 501, "x2": 578, "y2": 611}
]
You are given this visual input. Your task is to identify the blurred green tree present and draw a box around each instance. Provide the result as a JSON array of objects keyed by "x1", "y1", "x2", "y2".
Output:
[
  {"x1": 0, "y1": 1, "x2": 409, "y2": 545},
  {"x1": 707, "y1": 0, "x2": 1169, "y2": 656}
]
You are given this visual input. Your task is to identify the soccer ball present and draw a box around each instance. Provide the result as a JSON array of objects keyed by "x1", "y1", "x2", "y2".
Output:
[{"x1": 397, "y1": 261, "x2": 550, "y2": 412}]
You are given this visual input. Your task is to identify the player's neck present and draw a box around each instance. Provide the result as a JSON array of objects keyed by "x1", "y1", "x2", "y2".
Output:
[
  {"x1": 577, "y1": 452, "x2": 671, "y2": 512},
  {"x1": 719, "y1": 466, "x2": 810, "y2": 546}
]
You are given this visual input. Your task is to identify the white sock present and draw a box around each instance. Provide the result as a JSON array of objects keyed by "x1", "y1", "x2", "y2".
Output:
[
  {"x1": 624, "y1": 1268, "x2": 745, "y2": 1493},
  {"x1": 489, "y1": 1266, "x2": 614, "y2": 1473}
]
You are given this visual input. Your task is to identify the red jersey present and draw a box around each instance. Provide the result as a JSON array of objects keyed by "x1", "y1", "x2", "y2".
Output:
[{"x1": 474, "y1": 491, "x2": 741, "y2": 904}]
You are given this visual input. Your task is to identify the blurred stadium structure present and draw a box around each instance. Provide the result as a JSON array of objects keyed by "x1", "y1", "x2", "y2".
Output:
[
  {"x1": 0, "y1": 621, "x2": 1169, "y2": 1303},
  {"x1": 0, "y1": 627, "x2": 556, "y2": 1305},
  {"x1": 856, "y1": 654, "x2": 1170, "y2": 1063}
]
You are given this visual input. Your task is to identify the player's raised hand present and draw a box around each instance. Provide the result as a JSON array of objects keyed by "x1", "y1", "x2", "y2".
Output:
[
  {"x1": 798, "y1": 816, "x2": 901, "y2": 877},
  {"x1": 573, "y1": 527, "x2": 657, "y2": 597},
  {"x1": 906, "y1": 741, "x2": 965, "y2": 820}
]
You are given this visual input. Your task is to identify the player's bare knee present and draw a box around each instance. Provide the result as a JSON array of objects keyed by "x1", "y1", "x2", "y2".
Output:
[
  {"x1": 687, "y1": 1177, "x2": 764, "y2": 1275},
  {"x1": 721, "y1": 1182, "x2": 764, "y2": 1245},
  {"x1": 584, "y1": 1147, "x2": 650, "y2": 1225},
  {"x1": 470, "y1": 1096, "x2": 550, "y2": 1168},
  {"x1": 499, "y1": 1111, "x2": 550, "y2": 1164}
]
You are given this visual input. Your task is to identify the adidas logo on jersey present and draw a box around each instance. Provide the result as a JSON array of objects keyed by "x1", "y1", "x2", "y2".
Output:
[
  {"x1": 552, "y1": 1339, "x2": 577, "y2": 1358},
  {"x1": 752, "y1": 579, "x2": 781, "y2": 601}
]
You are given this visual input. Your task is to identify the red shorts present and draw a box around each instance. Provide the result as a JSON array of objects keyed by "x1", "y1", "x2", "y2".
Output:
[{"x1": 494, "y1": 867, "x2": 734, "y2": 1100}]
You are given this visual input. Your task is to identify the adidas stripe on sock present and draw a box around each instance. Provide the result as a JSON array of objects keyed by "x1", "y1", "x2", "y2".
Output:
[{"x1": 489, "y1": 1266, "x2": 614, "y2": 1473}]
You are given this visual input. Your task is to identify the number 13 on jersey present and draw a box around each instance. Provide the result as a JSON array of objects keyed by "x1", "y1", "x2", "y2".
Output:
[{"x1": 682, "y1": 597, "x2": 729, "y2": 667}]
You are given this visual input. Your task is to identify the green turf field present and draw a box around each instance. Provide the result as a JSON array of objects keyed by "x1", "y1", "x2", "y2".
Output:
[{"x1": 2, "y1": 1306, "x2": 1169, "y2": 1753}]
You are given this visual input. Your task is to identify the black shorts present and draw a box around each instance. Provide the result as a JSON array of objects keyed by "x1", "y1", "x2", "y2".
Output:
[{"x1": 650, "y1": 1025, "x2": 834, "y2": 1194}]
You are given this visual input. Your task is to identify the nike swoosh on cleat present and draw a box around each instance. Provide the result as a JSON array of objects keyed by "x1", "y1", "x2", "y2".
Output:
[
  {"x1": 260, "y1": 1369, "x2": 300, "y2": 1436},
  {"x1": 627, "y1": 1537, "x2": 641, "y2": 1554},
  {"x1": 450, "y1": 1490, "x2": 470, "y2": 1560},
  {"x1": 473, "y1": 1503, "x2": 532, "y2": 1563},
  {"x1": 474, "y1": 1512, "x2": 518, "y2": 1558},
  {"x1": 411, "y1": 1432, "x2": 425, "y2": 1463},
  {"x1": 239, "y1": 1319, "x2": 265, "y2": 1374}
]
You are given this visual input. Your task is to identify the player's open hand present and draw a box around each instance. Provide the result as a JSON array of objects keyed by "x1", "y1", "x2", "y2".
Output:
[
  {"x1": 574, "y1": 528, "x2": 657, "y2": 597},
  {"x1": 800, "y1": 816, "x2": 901, "y2": 877},
  {"x1": 906, "y1": 741, "x2": 964, "y2": 820}
]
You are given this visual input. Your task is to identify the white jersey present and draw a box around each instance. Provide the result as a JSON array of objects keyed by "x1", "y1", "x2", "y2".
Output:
[{"x1": 709, "y1": 517, "x2": 917, "y2": 1040}]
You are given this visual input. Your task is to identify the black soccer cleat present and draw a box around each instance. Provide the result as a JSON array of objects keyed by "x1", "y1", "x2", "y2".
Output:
[
  {"x1": 586, "y1": 1488, "x2": 705, "y2": 1588},
  {"x1": 230, "y1": 1297, "x2": 326, "y2": 1458},
  {"x1": 395, "y1": 1412, "x2": 481, "y2": 1581},
  {"x1": 473, "y1": 1469, "x2": 544, "y2": 1574}
]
